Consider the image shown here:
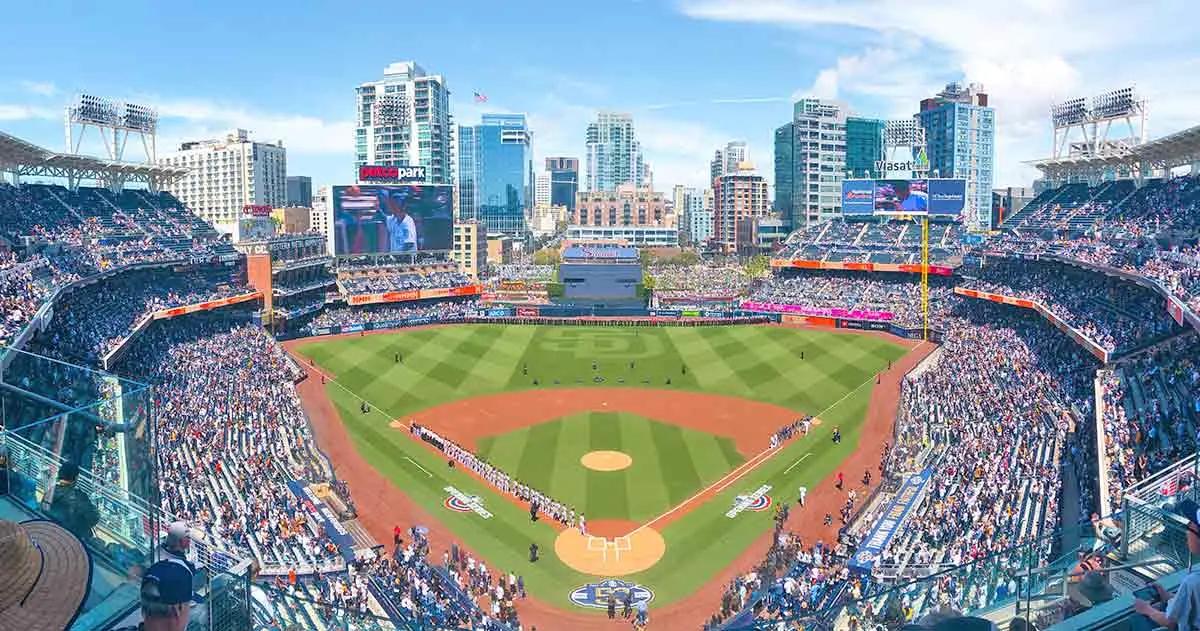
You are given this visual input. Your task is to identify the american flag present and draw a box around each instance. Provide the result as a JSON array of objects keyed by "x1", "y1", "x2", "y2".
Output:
[{"x1": 474, "y1": 91, "x2": 488, "y2": 103}]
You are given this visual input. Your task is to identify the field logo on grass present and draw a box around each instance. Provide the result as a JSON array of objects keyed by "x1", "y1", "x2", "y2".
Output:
[
  {"x1": 569, "y1": 578, "x2": 654, "y2": 609},
  {"x1": 443, "y1": 486, "x2": 492, "y2": 519},
  {"x1": 538, "y1": 329, "x2": 663, "y2": 359},
  {"x1": 727, "y1": 485, "x2": 772, "y2": 518}
]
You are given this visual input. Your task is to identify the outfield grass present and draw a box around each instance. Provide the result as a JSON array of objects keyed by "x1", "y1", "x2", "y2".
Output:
[
  {"x1": 297, "y1": 325, "x2": 908, "y2": 609},
  {"x1": 477, "y1": 411, "x2": 745, "y2": 521}
]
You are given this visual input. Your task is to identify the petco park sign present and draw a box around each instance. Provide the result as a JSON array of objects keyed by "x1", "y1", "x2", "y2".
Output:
[{"x1": 359, "y1": 164, "x2": 427, "y2": 182}]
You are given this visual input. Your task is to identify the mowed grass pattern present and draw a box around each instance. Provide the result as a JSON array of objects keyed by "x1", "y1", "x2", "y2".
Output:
[
  {"x1": 299, "y1": 325, "x2": 904, "y2": 419},
  {"x1": 297, "y1": 325, "x2": 911, "y2": 605},
  {"x1": 476, "y1": 411, "x2": 744, "y2": 521}
]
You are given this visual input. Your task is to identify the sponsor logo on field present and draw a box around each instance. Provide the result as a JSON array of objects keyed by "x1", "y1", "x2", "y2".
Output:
[
  {"x1": 727, "y1": 484, "x2": 772, "y2": 518},
  {"x1": 569, "y1": 578, "x2": 654, "y2": 609},
  {"x1": 443, "y1": 486, "x2": 492, "y2": 518}
]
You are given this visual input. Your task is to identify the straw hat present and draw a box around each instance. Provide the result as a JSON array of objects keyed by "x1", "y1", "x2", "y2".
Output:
[{"x1": 0, "y1": 519, "x2": 92, "y2": 631}]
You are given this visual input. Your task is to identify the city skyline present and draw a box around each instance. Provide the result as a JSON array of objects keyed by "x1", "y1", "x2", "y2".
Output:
[{"x1": 0, "y1": 0, "x2": 1194, "y2": 194}]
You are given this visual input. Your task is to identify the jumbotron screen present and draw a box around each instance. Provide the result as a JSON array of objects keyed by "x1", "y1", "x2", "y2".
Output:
[
  {"x1": 332, "y1": 185, "x2": 453, "y2": 255},
  {"x1": 841, "y1": 178, "x2": 967, "y2": 216}
]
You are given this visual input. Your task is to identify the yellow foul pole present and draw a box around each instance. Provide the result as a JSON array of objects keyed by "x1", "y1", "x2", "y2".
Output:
[{"x1": 921, "y1": 216, "x2": 930, "y2": 341}]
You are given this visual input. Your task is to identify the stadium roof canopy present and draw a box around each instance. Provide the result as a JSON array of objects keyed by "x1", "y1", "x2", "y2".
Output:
[
  {"x1": 0, "y1": 130, "x2": 187, "y2": 191},
  {"x1": 1027, "y1": 122, "x2": 1200, "y2": 180}
]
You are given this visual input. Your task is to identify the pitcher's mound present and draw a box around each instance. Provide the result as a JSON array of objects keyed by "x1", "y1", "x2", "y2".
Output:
[
  {"x1": 555, "y1": 525, "x2": 665, "y2": 576},
  {"x1": 580, "y1": 450, "x2": 632, "y2": 472}
]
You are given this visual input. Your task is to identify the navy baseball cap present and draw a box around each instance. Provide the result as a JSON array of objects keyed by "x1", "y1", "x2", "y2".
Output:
[{"x1": 1175, "y1": 499, "x2": 1200, "y2": 527}]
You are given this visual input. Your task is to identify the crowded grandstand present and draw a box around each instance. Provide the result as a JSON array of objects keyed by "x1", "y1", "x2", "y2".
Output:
[{"x1": 0, "y1": 102, "x2": 1198, "y2": 631}]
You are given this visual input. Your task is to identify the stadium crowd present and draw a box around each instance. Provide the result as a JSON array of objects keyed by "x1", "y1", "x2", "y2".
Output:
[
  {"x1": 302, "y1": 299, "x2": 480, "y2": 334},
  {"x1": 31, "y1": 267, "x2": 250, "y2": 363},
  {"x1": 961, "y1": 258, "x2": 1180, "y2": 354},
  {"x1": 340, "y1": 270, "x2": 471, "y2": 295},
  {"x1": 653, "y1": 264, "x2": 758, "y2": 302},
  {"x1": 1098, "y1": 334, "x2": 1200, "y2": 513},
  {"x1": 749, "y1": 272, "x2": 955, "y2": 327}
]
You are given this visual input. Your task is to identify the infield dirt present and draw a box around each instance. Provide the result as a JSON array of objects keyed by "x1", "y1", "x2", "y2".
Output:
[{"x1": 284, "y1": 325, "x2": 933, "y2": 631}]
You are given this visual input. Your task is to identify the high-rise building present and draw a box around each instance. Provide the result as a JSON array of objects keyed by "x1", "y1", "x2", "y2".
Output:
[
  {"x1": 545, "y1": 157, "x2": 579, "y2": 212},
  {"x1": 584, "y1": 112, "x2": 646, "y2": 192},
  {"x1": 710, "y1": 141, "x2": 748, "y2": 184},
  {"x1": 773, "y1": 99, "x2": 848, "y2": 228},
  {"x1": 573, "y1": 184, "x2": 670, "y2": 227},
  {"x1": 713, "y1": 165, "x2": 770, "y2": 253},
  {"x1": 285, "y1": 175, "x2": 312, "y2": 207},
  {"x1": 917, "y1": 82, "x2": 995, "y2": 230},
  {"x1": 158, "y1": 129, "x2": 286, "y2": 230},
  {"x1": 845, "y1": 118, "x2": 885, "y2": 178},
  {"x1": 773, "y1": 123, "x2": 794, "y2": 229},
  {"x1": 457, "y1": 113, "x2": 533, "y2": 237},
  {"x1": 534, "y1": 172, "x2": 551, "y2": 207},
  {"x1": 355, "y1": 61, "x2": 452, "y2": 184},
  {"x1": 684, "y1": 187, "x2": 711, "y2": 245}
]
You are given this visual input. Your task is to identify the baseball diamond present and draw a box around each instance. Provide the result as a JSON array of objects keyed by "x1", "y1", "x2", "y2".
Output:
[{"x1": 294, "y1": 324, "x2": 913, "y2": 609}]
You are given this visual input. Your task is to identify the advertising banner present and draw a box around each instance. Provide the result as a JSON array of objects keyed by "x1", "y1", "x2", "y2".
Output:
[
  {"x1": 650, "y1": 309, "x2": 681, "y2": 318},
  {"x1": 770, "y1": 259, "x2": 954, "y2": 276},
  {"x1": 332, "y1": 184, "x2": 453, "y2": 255},
  {"x1": 851, "y1": 469, "x2": 933, "y2": 571},
  {"x1": 486, "y1": 308, "x2": 513, "y2": 318},
  {"x1": 1168, "y1": 296, "x2": 1186, "y2": 326},
  {"x1": 152, "y1": 291, "x2": 263, "y2": 319},
  {"x1": 741, "y1": 301, "x2": 895, "y2": 322},
  {"x1": 841, "y1": 179, "x2": 876, "y2": 215},
  {"x1": 286, "y1": 481, "x2": 355, "y2": 562},
  {"x1": 681, "y1": 310, "x2": 702, "y2": 317},
  {"x1": 516, "y1": 307, "x2": 539, "y2": 317},
  {"x1": 928, "y1": 179, "x2": 968, "y2": 216}
]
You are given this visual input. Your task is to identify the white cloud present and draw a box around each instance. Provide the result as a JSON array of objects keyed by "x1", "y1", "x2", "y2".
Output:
[
  {"x1": 680, "y1": 0, "x2": 1199, "y2": 187},
  {"x1": 150, "y1": 98, "x2": 353, "y2": 155},
  {"x1": 0, "y1": 104, "x2": 56, "y2": 121},
  {"x1": 19, "y1": 81, "x2": 58, "y2": 98}
]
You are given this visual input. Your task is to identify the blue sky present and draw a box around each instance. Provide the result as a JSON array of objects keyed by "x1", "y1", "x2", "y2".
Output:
[{"x1": 1, "y1": 0, "x2": 1196, "y2": 192}]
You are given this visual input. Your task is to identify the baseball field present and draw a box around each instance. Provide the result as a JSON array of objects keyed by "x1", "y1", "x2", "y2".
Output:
[{"x1": 293, "y1": 323, "x2": 911, "y2": 614}]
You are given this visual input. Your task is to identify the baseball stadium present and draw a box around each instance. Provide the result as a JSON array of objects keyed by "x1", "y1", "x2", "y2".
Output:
[{"x1": 1, "y1": 87, "x2": 1200, "y2": 631}]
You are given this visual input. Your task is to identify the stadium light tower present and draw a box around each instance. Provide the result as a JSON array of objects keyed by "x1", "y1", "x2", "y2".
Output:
[
  {"x1": 65, "y1": 94, "x2": 160, "y2": 164},
  {"x1": 1050, "y1": 86, "x2": 1146, "y2": 160}
]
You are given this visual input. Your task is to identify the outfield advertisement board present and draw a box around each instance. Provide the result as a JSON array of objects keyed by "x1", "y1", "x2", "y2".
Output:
[
  {"x1": 769, "y1": 259, "x2": 955, "y2": 276},
  {"x1": 346, "y1": 285, "x2": 483, "y2": 306},
  {"x1": 152, "y1": 291, "x2": 263, "y2": 319},
  {"x1": 740, "y1": 301, "x2": 894, "y2": 321},
  {"x1": 841, "y1": 179, "x2": 876, "y2": 215},
  {"x1": 332, "y1": 184, "x2": 453, "y2": 255}
]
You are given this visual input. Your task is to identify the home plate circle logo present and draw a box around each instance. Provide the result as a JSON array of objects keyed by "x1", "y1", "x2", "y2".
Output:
[
  {"x1": 747, "y1": 495, "x2": 772, "y2": 512},
  {"x1": 444, "y1": 496, "x2": 473, "y2": 513}
]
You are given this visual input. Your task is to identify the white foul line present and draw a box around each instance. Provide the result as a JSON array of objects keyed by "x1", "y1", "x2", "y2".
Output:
[
  {"x1": 626, "y1": 365, "x2": 891, "y2": 537},
  {"x1": 404, "y1": 457, "x2": 433, "y2": 478},
  {"x1": 784, "y1": 453, "x2": 813, "y2": 475}
]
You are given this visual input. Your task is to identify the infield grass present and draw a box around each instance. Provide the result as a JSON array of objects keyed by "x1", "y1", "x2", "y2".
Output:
[{"x1": 296, "y1": 324, "x2": 910, "y2": 609}]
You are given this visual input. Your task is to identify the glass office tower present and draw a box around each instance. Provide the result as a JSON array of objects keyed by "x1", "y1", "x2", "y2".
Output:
[{"x1": 457, "y1": 114, "x2": 532, "y2": 237}]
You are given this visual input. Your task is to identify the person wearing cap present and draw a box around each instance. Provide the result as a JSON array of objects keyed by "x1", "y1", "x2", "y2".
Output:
[
  {"x1": 1133, "y1": 499, "x2": 1200, "y2": 630},
  {"x1": 381, "y1": 190, "x2": 417, "y2": 253},
  {"x1": 141, "y1": 521, "x2": 197, "y2": 631},
  {"x1": 46, "y1": 462, "x2": 99, "y2": 543},
  {"x1": 0, "y1": 518, "x2": 93, "y2": 631}
]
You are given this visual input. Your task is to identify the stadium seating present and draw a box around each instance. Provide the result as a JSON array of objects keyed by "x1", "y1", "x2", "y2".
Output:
[{"x1": 961, "y1": 258, "x2": 1183, "y2": 354}]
